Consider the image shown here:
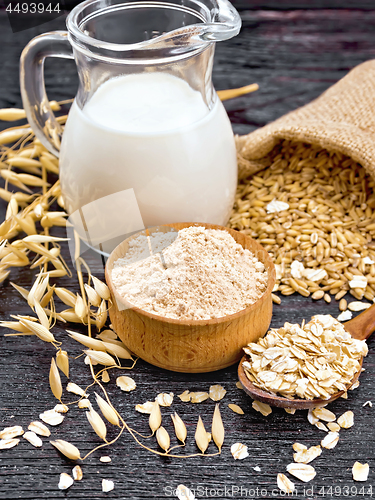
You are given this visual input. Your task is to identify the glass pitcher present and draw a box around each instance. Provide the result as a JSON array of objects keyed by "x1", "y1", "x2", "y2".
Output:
[{"x1": 20, "y1": 0, "x2": 241, "y2": 255}]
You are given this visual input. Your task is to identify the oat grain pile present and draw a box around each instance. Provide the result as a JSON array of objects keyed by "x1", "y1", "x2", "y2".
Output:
[{"x1": 112, "y1": 226, "x2": 268, "y2": 320}]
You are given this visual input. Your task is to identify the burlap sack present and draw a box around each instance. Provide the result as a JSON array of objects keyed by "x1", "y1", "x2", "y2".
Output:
[{"x1": 236, "y1": 59, "x2": 375, "y2": 181}]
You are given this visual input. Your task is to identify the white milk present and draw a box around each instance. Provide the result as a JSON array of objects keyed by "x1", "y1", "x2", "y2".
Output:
[{"x1": 60, "y1": 72, "x2": 237, "y2": 253}]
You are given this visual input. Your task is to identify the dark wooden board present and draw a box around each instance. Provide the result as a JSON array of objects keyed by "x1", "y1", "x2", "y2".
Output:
[{"x1": 0, "y1": 4, "x2": 375, "y2": 499}]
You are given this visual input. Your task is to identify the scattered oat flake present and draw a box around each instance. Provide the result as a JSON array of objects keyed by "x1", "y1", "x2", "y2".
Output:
[
  {"x1": 293, "y1": 443, "x2": 307, "y2": 453},
  {"x1": 116, "y1": 376, "x2": 136, "y2": 392},
  {"x1": 341, "y1": 392, "x2": 348, "y2": 399},
  {"x1": 235, "y1": 381, "x2": 243, "y2": 390},
  {"x1": 66, "y1": 382, "x2": 87, "y2": 397},
  {"x1": 176, "y1": 484, "x2": 195, "y2": 500},
  {"x1": 337, "y1": 310, "x2": 352, "y2": 322},
  {"x1": 178, "y1": 390, "x2": 191, "y2": 402},
  {"x1": 54, "y1": 404, "x2": 69, "y2": 414},
  {"x1": 315, "y1": 421, "x2": 328, "y2": 432},
  {"x1": 100, "y1": 456, "x2": 112, "y2": 463},
  {"x1": 312, "y1": 407, "x2": 336, "y2": 422},
  {"x1": 348, "y1": 302, "x2": 371, "y2": 312},
  {"x1": 0, "y1": 438, "x2": 19, "y2": 450},
  {"x1": 307, "y1": 409, "x2": 319, "y2": 425},
  {"x1": 190, "y1": 392, "x2": 209, "y2": 403},
  {"x1": 337, "y1": 411, "x2": 354, "y2": 429},
  {"x1": 72, "y1": 465, "x2": 83, "y2": 481},
  {"x1": 363, "y1": 401, "x2": 372, "y2": 407},
  {"x1": 352, "y1": 462, "x2": 370, "y2": 481},
  {"x1": 39, "y1": 410, "x2": 64, "y2": 426},
  {"x1": 155, "y1": 392, "x2": 174, "y2": 407},
  {"x1": 101, "y1": 370, "x2": 110, "y2": 383},
  {"x1": 209, "y1": 385, "x2": 227, "y2": 401},
  {"x1": 78, "y1": 399, "x2": 91, "y2": 409},
  {"x1": 23, "y1": 431, "x2": 42, "y2": 448},
  {"x1": 266, "y1": 199, "x2": 289, "y2": 214},
  {"x1": 291, "y1": 260, "x2": 305, "y2": 279},
  {"x1": 286, "y1": 463, "x2": 316, "y2": 482},
  {"x1": 321, "y1": 432, "x2": 339, "y2": 449},
  {"x1": 293, "y1": 445, "x2": 322, "y2": 464},
  {"x1": 253, "y1": 466, "x2": 261, "y2": 472},
  {"x1": 0, "y1": 425, "x2": 24, "y2": 439},
  {"x1": 252, "y1": 400, "x2": 272, "y2": 416},
  {"x1": 349, "y1": 279, "x2": 367, "y2": 289},
  {"x1": 228, "y1": 404, "x2": 244, "y2": 415},
  {"x1": 285, "y1": 408, "x2": 296, "y2": 414},
  {"x1": 277, "y1": 473, "x2": 295, "y2": 494},
  {"x1": 102, "y1": 479, "x2": 114, "y2": 492},
  {"x1": 135, "y1": 401, "x2": 155, "y2": 414},
  {"x1": 327, "y1": 422, "x2": 341, "y2": 432},
  {"x1": 58, "y1": 473, "x2": 74, "y2": 490},
  {"x1": 350, "y1": 380, "x2": 360, "y2": 390},
  {"x1": 28, "y1": 421, "x2": 50, "y2": 437},
  {"x1": 231, "y1": 442, "x2": 249, "y2": 460}
]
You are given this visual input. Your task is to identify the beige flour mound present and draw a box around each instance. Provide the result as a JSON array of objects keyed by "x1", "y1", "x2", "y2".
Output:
[{"x1": 111, "y1": 226, "x2": 268, "y2": 320}]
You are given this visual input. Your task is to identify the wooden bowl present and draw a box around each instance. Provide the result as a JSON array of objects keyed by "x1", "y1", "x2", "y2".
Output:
[{"x1": 105, "y1": 222, "x2": 276, "y2": 373}]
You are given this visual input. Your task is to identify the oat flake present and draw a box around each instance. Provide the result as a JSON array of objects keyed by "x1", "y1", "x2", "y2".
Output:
[
  {"x1": 286, "y1": 463, "x2": 316, "y2": 482},
  {"x1": 231, "y1": 443, "x2": 249, "y2": 460},
  {"x1": 135, "y1": 401, "x2": 155, "y2": 414},
  {"x1": 321, "y1": 432, "x2": 339, "y2": 449},
  {"x1": 155, "y1": 392, "x2": 174, "y2": 407},
  {"x1": 352, "y1": 462, "x2": 369, "y2": 481},
  {"x1": 209, "y1": 385, "x2": 227, "y2": 401},
  {"x1": 176, "y1": 484, "x2": 195, "y2": 500},
  {"x1": 277, "y1": 473, "x2": 295, "y2": 494}
]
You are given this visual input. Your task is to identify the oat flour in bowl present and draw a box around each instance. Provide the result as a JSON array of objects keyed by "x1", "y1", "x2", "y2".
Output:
[{"x1": 111, "y1": 226, "x2": 268, "y2": 320}]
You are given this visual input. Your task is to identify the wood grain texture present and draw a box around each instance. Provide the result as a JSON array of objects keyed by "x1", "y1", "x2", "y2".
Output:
[{"x1": 0, "y1": 3, "x2": 375, "y2": 499}]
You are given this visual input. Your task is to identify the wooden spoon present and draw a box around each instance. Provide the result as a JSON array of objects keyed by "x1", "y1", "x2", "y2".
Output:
[{"x1": 238, "y1": 304, "x2": 375, "y2": 409}]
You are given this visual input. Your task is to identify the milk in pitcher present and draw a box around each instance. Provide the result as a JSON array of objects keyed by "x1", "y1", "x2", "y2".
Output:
[{"x1": 60, "y1": 72, "x2": 237, "y2": 251}]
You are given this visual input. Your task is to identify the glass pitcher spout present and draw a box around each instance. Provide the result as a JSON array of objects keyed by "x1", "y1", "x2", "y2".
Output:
[
  {"x1": 138, "y1": 0, "x2": 242, "y2": 48},
  {"x1": 67, "y1": 0, "x2": 242, "y2": 59}
]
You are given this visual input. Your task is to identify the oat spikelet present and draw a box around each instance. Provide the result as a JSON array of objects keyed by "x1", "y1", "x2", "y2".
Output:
[
  {"x1": 56, "y1": 350, "x2": 69, "y2": 378},
  {"x1": 55, "y1": 287, "x2": 76, "y2": 307},
  {"x1": 195, "y1": 416, "x2": 209, "y2": 454},
  {"x1": 86, "y1": 407, "x2": 107, "y2": 441},
  {"x1": 19, "y1": 318, "x2": 56, "y2": 343},
  {"x1": 67, "y1": 330, "x2": 106, "y2": 351},
  {"x1": 74, "y1": 294, "x2": 86, "y2": 320},
  {"x1": 91, "y1": 275, "x2": 111, "y2": 300},
  {"x1": 34, "y1": 300, "x2": 49, "y2": 330},
  {"x1": 96, "y1": 299, "x2": 108, "y2": 331},
  {"x1": 50, "y1": 439, "x2": 81, "y2": 460},
  {"x1": 95, "y1": 393, "x2": 120, "y2": 427},
  {"x1": 84, "y1": 283, "x2": 101, "y2": 307},
  {"x1": 84, "y1": 350, "x2": 116, "y2": 366},
  {"x1": 171, "y1": 412, "x2": 187, "y2": 445},
  {"x1": 156, "y1": 426, "x2": 170, "y2": 452},
  {"x1": 49, "y1": 358, "x2": 62, "y2": 401},
  {"x1": 102, "y1": 341, "x2": 132, "y2": 360},
  {"x1": 212, "y1": 404, "x2": 225, "y2": 453},
  {"x1": 149, "y1": 401, "x2": 162, "y2": 434}
]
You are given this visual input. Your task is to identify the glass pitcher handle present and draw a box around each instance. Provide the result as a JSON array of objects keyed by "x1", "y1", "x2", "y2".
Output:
[{"x1": 20, "y1": 31, "x2": 74, "y2": 158}]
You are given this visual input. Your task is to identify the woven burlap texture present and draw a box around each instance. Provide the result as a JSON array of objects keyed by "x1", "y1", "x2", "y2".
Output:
[{"x1": 236, "y1": 59, "x2": 375, "y2": 181}]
